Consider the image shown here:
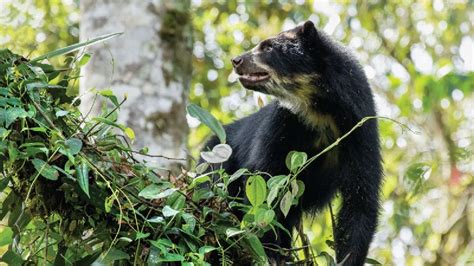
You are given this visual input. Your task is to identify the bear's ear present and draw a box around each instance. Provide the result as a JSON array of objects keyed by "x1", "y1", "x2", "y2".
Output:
[{"x1": 298, "y1": 20, "x2": 317, "y2": 38}]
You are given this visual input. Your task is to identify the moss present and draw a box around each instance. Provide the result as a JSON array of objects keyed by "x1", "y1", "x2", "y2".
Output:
[{"x1": 152, "y1": 1, "x2": 193, "y2": 86}]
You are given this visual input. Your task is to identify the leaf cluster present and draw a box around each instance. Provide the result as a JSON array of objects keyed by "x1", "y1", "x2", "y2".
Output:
[{"x1": 0, "y1": 46, "x2": 321, "y2": 265}]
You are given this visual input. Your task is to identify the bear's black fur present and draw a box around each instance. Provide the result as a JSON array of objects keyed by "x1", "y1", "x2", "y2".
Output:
[{"x1": 202, "y1": 21, "x2": 382, "y2": 265}]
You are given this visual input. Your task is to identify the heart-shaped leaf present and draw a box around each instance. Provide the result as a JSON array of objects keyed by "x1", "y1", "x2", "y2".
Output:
[
  {"x1": 32, "y1": 159, "x2": 59, "y2": 181},
  {"x1": 200, "y1": 144, "x2": 232, "y2": 163},
  {"x1": 64, "y1": 138, "x2": 82, "y2": 155}
]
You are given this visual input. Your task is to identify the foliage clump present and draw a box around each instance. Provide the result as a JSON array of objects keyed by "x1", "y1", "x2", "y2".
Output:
[{"x1": 0, "y1": 45, "x2": 324, "y2": 265}]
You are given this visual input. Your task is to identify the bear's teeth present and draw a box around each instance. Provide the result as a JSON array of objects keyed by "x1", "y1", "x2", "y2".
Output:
[{"x1": 241, "y1": 73, "x2": 269, "y2": 81}]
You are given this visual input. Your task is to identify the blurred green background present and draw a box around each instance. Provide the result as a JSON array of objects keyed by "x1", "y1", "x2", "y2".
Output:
[{"x1": 1, "y1": 0, "x2": 473, "y2": 265}]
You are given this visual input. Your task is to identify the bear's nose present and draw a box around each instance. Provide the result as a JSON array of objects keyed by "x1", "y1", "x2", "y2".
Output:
[{"x1": 231, "y1": 56, "x2": 243, "y2": 67}]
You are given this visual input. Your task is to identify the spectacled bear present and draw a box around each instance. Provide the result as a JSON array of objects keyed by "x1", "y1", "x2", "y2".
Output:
[{"x1": 202, "y1": 21, "x2": 382, "y2": 265}]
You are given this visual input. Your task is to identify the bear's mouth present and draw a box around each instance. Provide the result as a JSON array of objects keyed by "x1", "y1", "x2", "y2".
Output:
[{"x1": 238, "y1": 72, "x2": 270, "y2": 84}]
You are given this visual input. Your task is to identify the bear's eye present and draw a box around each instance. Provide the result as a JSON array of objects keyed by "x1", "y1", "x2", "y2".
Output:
[{"x1": 260, "y1": 41, "x2": 273, "y2": 52}]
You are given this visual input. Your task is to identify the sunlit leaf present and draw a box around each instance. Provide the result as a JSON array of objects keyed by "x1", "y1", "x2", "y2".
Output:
[
  {"x1": 78, "y1": 53, "x2": 91, "y2": 66},
  {"x1": 187, "y1": 103, "x2": 226, "y2": 143},
  {"x1": 225, "y1": 228, "x2": 245, "y2": 238},
  {"x1": 31, "y1": 32, "x2": 122, "y2": 62},
  {"x1": 162, "y1": 205, "x2": 180, "y2": 217},
  {"x1": 200, "y1": 143, "x2": 232, "y2": 163},
  {"x1": 0, "y1": 227, "x2": 13, "y2": 246},
  {"x1": 124, "y1": 127, "x2": 135, "y2": 140},
  {"x1": 139, "y1": 185, "x2": 176, "y2": 200},
  {"x1": 245, "y1": 175, "x2": 266, "y2": 207}
]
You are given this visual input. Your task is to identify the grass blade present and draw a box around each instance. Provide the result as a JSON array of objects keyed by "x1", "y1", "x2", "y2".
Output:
[{"x1": 31, "y1": 32, "x2": 122, "y2": 62}]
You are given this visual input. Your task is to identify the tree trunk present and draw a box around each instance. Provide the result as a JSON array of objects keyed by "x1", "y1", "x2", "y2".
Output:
[{"x1": 80, "y1": 0, "x2": 192, "y2": 169}]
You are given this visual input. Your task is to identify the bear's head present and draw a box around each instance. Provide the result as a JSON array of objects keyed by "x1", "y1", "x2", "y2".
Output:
[{"x1": 231, "y1": 21, "x2": 327, "y2": 102}]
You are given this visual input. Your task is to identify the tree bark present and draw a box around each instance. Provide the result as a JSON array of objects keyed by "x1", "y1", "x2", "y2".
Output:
[{"x1": 80, "y1": 0, "x2": 192, "y2": 169}]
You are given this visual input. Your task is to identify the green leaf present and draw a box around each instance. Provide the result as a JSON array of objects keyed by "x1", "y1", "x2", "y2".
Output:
[
  {"x1": 77, "y1": 161, "x2": 90, "y2": 198},
  {"x1": 147, "y1": 216, "x2": 164, "y2": 224},
  {"x1": 92, "y1": 117, "x2": 123, "y2": 130},
  {"x1": 0, "y1": 127, "x2": 10, "y2": 140},
  {"x1": 365, "y1": 258, "x2": 383, "y2": 265},
  {"x1": 266, "y1": 186, "x2": 279, "y2": 207},
  {"x1": 198, "y1": 246, "x2": 217, "y2": 255},
  {"x1": 124, "y1": 127, "x2": 135, "y2": 140},
  {"x1": 195, "y1": 162, "x2": 209, "y2": 174},
  {"x1": 162, "y1": 205, "x2": 180, "y2": 217},
  {"x1": 182, "y1": 213, "x2": 196, "y2": 232},
  {"x1": 1, "y1": 107, "x2": 28, "y2": 128},
  {"x1": 187, "y1": 104, "x2": 226, "y2": 143},
  {"x1": 285, "y1": 151, "x2": 296, "y2": 171},
  {"x1": 404, "y1": 163, "x2": 431, "y2": 196},
  {"x1": 245, "y1": 175, "x2": 266, "y2": 207},
  {"x1": 279, "y1": 191, "x2": 293, "y2": 217},
  {"x1": 200, "y1": 143, "x2": 232, "y2": 163},
  {"x1": 2, "y1": 250, "x2": 23, "y2": 265},
  {"x1": 228, "y1": 168, "x2": 247, "y2": 184},
  {"x1": 25, "y1": 82, "x2": 64, "y2": 91},
  {"x1": 167, "y1": 193, "x2": 186, "y2": 210},
  {"x1": 255, "y1": 208, "x2": 275, "y2": 227},
  {"x1": 98, "y1": 89, "x2": 119, "y2": 107},
  {"x1": 138, "y1": 184, "x2": 176, "y2": 200},
  {"x1": 192, "y1": 188, "x2": 214, "y2": 202},
  {"x1": 105, "y1": 195, "x2": 114, "y2": 213},
  {"x1": 245, "y1": 234, "x2": 267, "y2": 263},
  {"x1": 189, "y1": 175, "x2": 211, "y2": 189},
  {"x1": 150, "y1": 238, "x2": 174, "y2": 250},
  {"x1": 55, "y1": 110, "x2": 69, "y2": 117},
  {"x1": 295, "y1": 180, "x2": 305, "y2": 198},
  {"x1": 135, "y1": 232, "x2": 150, "y2": 240},
  {"x1": 266, "y1": 175, "x2": 288, "y2": 207},
  {"x1": 315, "y1": 251, "x2": 336, "y2": 266},
  {"x1": 32, "y1": 159, "x2": 59, "y2": 181},
  {"x1": 118, "y1": 237, "x2": 133, "y2": 243},
  {"x1": 64, "y1": 138, "x2": 82, "y2": 155},
  {"x1": 267, "y1": 175, "x2": 288, "y2": 189},
  {"x1": 78, "y1": 53, "x2": 91, "y2": 66},
  {"x1": 289, "y1": 151, "x2": 307, "y2": 173},
  {"x1": 99, "y1": 248, "x2": 130, "y2": 264},
  {"x1": 0, "y1": 227, "x2": 13, "y2": 246},
  {"x1": 139, "y1": 184, "x2": 168, "y2": 198},
  {"x1": 159, "y1": 253, "x2": 185, "y2": 262},
  {"x1": 21, "y1": 142, "x2": 49, "y2": 157},
  {"x1": 0, "y1": 178, "x2": 9, "y2": 193},
  {"x1": 225, "y1": 228, "x2": 245, "y2": 238},
  {"x1": 291, "y1": 179, "x2": 299, "y2": 197},
  {"x1": 31, "y1": 32, "x2": 122, "y2": 62}
]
